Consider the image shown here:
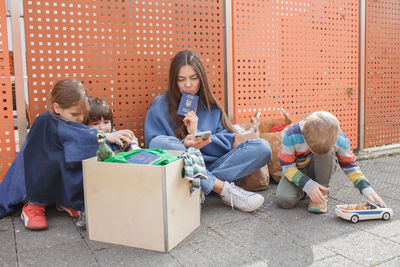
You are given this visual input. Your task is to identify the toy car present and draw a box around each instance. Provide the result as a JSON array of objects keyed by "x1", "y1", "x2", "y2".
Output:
[{"x1": 335, "y1": 202, "x2": 393, "y2": 223}]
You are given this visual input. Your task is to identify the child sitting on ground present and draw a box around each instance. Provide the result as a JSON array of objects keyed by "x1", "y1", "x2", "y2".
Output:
[
  {"x1": 86, "y1": 96, "x2": 140, "y2": 150},
  {"x1": 76, "y1": 97, "x2": 139, "y2": 227},
  {"x1": 277, "y1": 111, "x2": 385, "y2": 213},
  {"x1": 0, "y1": 79, "x2": 135, "y2": 230},
  {"x1": 86, "y1": 97, "x2": 140, "y2": 151}
]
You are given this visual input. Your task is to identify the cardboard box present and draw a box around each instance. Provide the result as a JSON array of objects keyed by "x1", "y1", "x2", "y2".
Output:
[{"x1": 82, "y1": 151, "x2": 200, "y2": 252}]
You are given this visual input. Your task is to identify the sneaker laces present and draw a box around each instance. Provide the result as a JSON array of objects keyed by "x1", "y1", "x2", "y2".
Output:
[
  {"x1": 228, "y1": 182, "x2": 253, "y2": 211},
  {"x1": 25, "y1": 205, "x2": 45, "y2": 217},
  {"x1": 200, "y1": 191, "x2": 206, "y2": 204}
]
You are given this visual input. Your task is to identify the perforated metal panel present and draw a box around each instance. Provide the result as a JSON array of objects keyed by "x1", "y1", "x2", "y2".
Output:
[
  {"x1": 23, "y1": 0, "x2": 224, "y2": 146},
  {"x1": 365, "y1": 0, "x2": 400, "y2": 148},
  {"x1": 0, "y1": 0, "x2": 16, "y2": 181},
  {"x1": 232, "y1": 0, "x2": 359, "y2": 148}
]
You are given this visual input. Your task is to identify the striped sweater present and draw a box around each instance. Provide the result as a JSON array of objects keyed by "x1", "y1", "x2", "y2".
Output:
[{"x1": 279, "y1": 120, "x2": 372, "y2": 195}]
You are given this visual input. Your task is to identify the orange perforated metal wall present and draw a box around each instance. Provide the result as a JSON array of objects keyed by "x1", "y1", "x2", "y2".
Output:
[
  {"x1": 23, "y1": 0, "x2": 224, "y2": 146},
  {"x1": 364, "y1": 0, "x2": 400, "y2": 148},
  {"x1": 0, "y1": 1, "x2": 16, "y2": 181},
  {"x1": 232, "y1": 0, "x2": 359, "y2": 148}
]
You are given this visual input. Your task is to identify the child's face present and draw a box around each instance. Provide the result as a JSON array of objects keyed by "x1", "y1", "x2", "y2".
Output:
[
  {"x1": 177, "y1": 65, "x2": 200, "y2": 95},
  {"x1": 53, "y1": 102, "x2": 85, "y2": 123},
  {"x1": 88, "y1": 117, "x2": 112, "y2": 133}
]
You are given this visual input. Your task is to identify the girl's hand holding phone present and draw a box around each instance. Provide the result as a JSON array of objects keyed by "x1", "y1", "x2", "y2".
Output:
[{"x1": 184, "y1": 134, "x2": 211, "y2": 150}]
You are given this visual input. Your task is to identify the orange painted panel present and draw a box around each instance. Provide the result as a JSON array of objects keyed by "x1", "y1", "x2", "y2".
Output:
[
  {"x1": 365, "y1": 0, "x2": 400, "y2": 148},
  {"x1": 0, "y1": 1, "x2": 16, "y2": 181},
  {"x1": 232, "y1": 1, "x2": 359, "y2": 148},
  {"x1": 23, "y1": 0, "x2": 224, "y2": 146}
]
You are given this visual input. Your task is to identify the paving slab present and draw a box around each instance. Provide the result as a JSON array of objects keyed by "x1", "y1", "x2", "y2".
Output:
[
  {"x1": 377, "y1": 256, "x2": 400, "y2": 267},
  {"x1": 0, "y1": 217, "x2": 16, "y2": 266},
  {"x1": 357, "y1": 219, "x2": 400, "y2": 238},
  {"x1": 389, "y1": 235, "x2": 400, "y2": 244},
  {"x1": 326, "y1": 171, "x2": 350, "y2": 191},
  {"x1": 170, "y1": 225, "x2": 266, "y2": 266},
  {"x1": 320, "y1": 230, "x2": 400, "y2": 266},
  {"x1": 285, "y1": 212, "x2": 357, "y2": 243},
  {"x1": 309, "y1": 245, "x2": 337, "y2": 262},
  {"x1": 92, "y1": 244, "x2": 180, "y2": 267},
  {"x1": 309, "y1": 254, "x2": 361, "y2": 267},
  {"x1": 200, "y1": 193, "x2": 254, "y2": 226},
  {"x1": 17, "y1": 239, "x2": 97, "y2": 267},
  {"x1": 211, "y1": 217, "x2": 316, "y2": 266},
  {"x1": 0, "y1": 153, "x2": 399, "y2": 266},
  {"x1": 377, "y1": 186, "x2": 400, "y2": 202},
  {"x1": 14, "y1": 209, "x2": 82, "y2": 253}
]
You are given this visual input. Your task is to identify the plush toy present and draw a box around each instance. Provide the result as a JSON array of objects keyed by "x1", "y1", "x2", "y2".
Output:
[{"x1": 96, "y1": 130, "x2": 115, "y2": 161}]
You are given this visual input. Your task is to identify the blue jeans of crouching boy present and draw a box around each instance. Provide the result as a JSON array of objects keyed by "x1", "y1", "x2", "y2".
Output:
[
  {"x1": 148, "y1": 135, "x2": 271, "y2": 195},
  {"x1": 276, "y1": 151, "x2": 338, "y2": 209}
]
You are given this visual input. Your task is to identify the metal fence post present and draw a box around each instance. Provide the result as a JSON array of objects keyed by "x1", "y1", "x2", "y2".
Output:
[
  {"x1": 10, "y1": 0, "x2": 27, "y2": 146},
  {"x1": 223, "y1": 0, "x2": 234, "y2": 122},
  {"x1": 358, "y1": 0, "x2": 366, "y2": 152}
]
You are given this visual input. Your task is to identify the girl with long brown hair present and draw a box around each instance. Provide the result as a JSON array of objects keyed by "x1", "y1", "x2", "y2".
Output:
[
  {"x1": 0, "y1": 79, "x2": 134, "y2": 230},
  {"x1": 145, "y1": 50, "x2": 272, "y2": 212}
]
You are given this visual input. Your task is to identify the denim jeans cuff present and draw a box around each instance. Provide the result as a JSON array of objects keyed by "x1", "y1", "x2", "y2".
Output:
[{"x1": 201, "y1": 172, "x2": 217, "y2": 195}]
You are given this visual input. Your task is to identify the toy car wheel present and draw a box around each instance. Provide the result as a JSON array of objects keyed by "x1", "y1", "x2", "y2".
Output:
[
  {"x1": 350, "y1": 215, "x2": 359, "y2": 223},
  {"x1": 382, "y1": 212, "x2": 390, "y2": 221}
]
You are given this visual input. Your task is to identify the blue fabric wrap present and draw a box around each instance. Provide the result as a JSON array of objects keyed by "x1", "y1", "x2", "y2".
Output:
[
  {"x1": 0, "y1": 142, "x2": 28, "y2": 218},
  {"x1": 0, "y1": 112, "x2": 121, "y2": 218},
  {"x1": 144, "y1": 93, "x2": 235, "y2": 165},
  {"x1": 58, "y1": 117, "x2": 99, "y2": 167}
]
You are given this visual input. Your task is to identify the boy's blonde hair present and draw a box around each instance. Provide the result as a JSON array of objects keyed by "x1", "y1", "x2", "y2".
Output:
[{"x1": 303, "y1": 111, "x2": 340, "y2": 154}]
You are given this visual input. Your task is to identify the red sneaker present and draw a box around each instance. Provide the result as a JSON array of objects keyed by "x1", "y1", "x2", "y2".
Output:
[
  {"x1": 21, "y1": 203, "x2": 48, "y2": 230},
  {"x1": 56, "y1": 205, "x2": 80, "y2": 218}
]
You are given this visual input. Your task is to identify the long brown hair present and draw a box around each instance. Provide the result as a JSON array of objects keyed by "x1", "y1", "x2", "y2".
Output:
[
  {"x1": 167, "y1": 50, "x2": 235, "y2": 139},
  {"x1": 48, "y1": 78, "x2": 89, "y2": 121}
]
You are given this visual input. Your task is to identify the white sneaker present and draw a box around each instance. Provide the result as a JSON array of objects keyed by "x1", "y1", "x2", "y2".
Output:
[{"x1": 220, "y1": 181, "x2": 264, "y2": 212}]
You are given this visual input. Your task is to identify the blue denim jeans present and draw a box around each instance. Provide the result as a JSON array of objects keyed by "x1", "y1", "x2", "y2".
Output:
[{"x1": 149, "y1": 135, "x2": 272, "y2": 195}]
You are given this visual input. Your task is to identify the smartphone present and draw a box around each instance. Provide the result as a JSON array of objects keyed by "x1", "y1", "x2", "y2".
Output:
[{"x1": 193, "y1": 131, "x2": 211, "y2": 140}]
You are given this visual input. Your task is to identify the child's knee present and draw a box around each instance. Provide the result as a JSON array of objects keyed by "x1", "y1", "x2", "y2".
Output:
[
  {"x1": 259, "y1": 139, "x2": 272, "y2": 163},
  {"x1": 246, "y1": 138, "x2": 272, "y2": 164},
  {"x1": 277, "y1": 194, "x2": 298, "y2": 209},
  {"x1": 148, "y1": 135, "x2": 179, "y2": 149}
]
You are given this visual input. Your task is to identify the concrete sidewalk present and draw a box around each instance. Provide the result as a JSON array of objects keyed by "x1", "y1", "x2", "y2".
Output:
[{"x1": 1, "y1": 154, "x2": 400, "y2": 266}]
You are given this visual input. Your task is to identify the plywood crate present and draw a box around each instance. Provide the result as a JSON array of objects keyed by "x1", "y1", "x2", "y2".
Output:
[{"x1": 82, "y1": 151, "x2": 200, "y2": 252}]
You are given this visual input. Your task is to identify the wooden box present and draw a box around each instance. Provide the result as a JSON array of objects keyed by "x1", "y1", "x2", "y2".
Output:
[{"x1": 82, "y1": 151, "x2": 200, "y2": 252}]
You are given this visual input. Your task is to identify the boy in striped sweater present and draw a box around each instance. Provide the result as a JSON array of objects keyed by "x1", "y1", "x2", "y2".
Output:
[{"x1": 277, "y1": 111, "x2": 385, "y2": 213}]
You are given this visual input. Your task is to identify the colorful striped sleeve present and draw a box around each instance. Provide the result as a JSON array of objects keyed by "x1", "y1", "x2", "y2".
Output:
[
  {"x1": 279, "y1": 125, "x2": 312, "y2": 189},
  {"x1": 336, "y1": 131, "x2": 370, "y2": 193}
]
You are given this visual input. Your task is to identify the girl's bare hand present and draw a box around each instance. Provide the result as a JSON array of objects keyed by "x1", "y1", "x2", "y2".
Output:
[
  {"x1": 183, "y1": 111, "x2": 198, "y2": 135},
  {"x1": 183, "y1": 134, "x2": 211, "y2": 150}
]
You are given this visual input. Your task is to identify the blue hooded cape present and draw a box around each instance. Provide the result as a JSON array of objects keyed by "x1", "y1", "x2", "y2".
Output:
[{"x1": 0, "y1": 112, "x2": 110, "y2": 218}]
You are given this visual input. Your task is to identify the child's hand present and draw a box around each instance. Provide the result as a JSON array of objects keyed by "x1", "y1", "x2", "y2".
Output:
[
  {"x1": 105, "y1": 129, "x2": 135, "y2": 147},
  {"x1": 183, "y1": 134, "x2": 211, "y2": 150},
  {"x1": 308, "y1": 184, "x2": 328, "y2": 204},
  {"x1": 367, "y1": 193, "x2": 386, "y2": 207},
  {"x1": 183, "y1": 111, "x2": 198, "y2": 135}
]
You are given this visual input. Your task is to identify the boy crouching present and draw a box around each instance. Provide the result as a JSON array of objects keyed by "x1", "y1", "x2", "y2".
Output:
[{"x1": 277, "y1": 111, "x2": 385, "y2": 213}]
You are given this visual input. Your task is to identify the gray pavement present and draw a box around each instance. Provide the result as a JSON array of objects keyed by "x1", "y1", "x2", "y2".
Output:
[{"x1": 1, "y1": 153, "x2": 400, "y2": 266}]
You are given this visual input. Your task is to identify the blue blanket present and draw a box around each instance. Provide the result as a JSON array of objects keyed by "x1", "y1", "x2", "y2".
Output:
[{"x1": 0, "y1": 112, "x2": 113, "y2": 218}]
